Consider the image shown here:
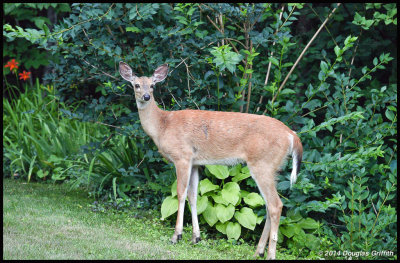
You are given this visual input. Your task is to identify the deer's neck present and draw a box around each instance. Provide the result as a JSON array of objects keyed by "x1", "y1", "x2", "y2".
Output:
[{"x1": 137, "y1": 98, "x2": 166, "y2": 143}]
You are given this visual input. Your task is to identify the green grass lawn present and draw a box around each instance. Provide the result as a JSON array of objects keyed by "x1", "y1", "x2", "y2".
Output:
[{"x1": 4, "y1": 178, "x2": 299, "y2": 260}]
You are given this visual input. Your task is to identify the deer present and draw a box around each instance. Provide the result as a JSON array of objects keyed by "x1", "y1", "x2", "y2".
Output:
[{"x1": 119, "y1": 61, "x2": 303, "y2": 259}]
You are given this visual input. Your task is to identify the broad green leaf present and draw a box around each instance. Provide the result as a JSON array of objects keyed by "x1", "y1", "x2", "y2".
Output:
[
  {"x1": 221, "y1": 182, "x2": 240, "y2": 205},
  {"x1": 171, "y1": 179, "x2": 177, "y2": 197},
  {"x1": 206, "y1": 165, "x2": 229, "y2": 179},
  {"x1": 216, "y1": 203, "x2": 235, "y2": 223},
  {"x1": 199, "y1": 178, "x2": 219, "y2": 195},
  {"x1": 224, "y1": 181, "x2": 240, "y2": 192},
  {"x1": 196, "y1": 195, "x2": 208, "y2": 215},
  {"x1": 298, "y1": 218, "x2": 319, "y2": 230},
  {"x1": 280, "y1": 224, "x2": 296, "y2": 238},
  {"x1": 385, "y1": 108, "x2": 395, "y2": 121},
  {"x1": 229, "y1": 164, "x2": 242, "y2": 177},
  {"x1": 243, "y1": 192, "x2": 265, "y2": 207},
  {"x1": 305, "y1": 234, "x2": 320, "y2": 250},
  {"x1": 221, "y1": 189, "x2": 240, "y2": 205},
  {"x1": 226, "y1": 222, "x2": 241, "y2": 240},
  {"x1": 203, "y1": 201, "x2": 218, "y2": 226},
  {"x1": 241, "y1": 166, "x2": 250, "y2": 174},
  {"x1": 240, "y1": 190, "x2": 250, "y2": 198},
  {"x1": 211, "y1": 192, "x2": 230, "y2": 206},
  {"x1": 234, "y1": 207, "x2": 257, "y2": 230},
  {"x1": 161, "y1": 196, "x2": 178, "y2": 220},
  {"x1": 280, "y1": 88, "x2": 296, "y2": 95},
  {"x1": 216, "y1": 221, "x2": 228, "y2": 234},
  {"x1": 232, "y1": 172, "x2": 251, "y2": 182},
  {"x1": 286, "y1": 210, "x2": 304, "y2": 222}
]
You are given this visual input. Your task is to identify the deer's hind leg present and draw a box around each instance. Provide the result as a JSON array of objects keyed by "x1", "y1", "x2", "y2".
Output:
[{"x1": 248, "y1": 162, "x2": 283, "y2": 260}]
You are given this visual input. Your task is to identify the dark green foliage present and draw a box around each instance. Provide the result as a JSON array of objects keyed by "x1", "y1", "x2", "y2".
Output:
[
  {"x1": 3, "y1": 3, "x2": 71, "y2": 92},
  {"x1": 3, "y1": 3, "x2": 397, "y2": 259}
]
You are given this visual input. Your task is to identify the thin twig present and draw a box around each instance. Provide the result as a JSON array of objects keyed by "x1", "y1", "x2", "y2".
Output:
[
  {"x1": 198, "y1": 5, "x2": 242, "y2": 59},
  {"x1": 270, "y1": 3, "x2": 341, "y2": 105},
  {"x1": 82, "y1": 59, "x2": 118, "y2": 80},
  {"x1": 95, "y1": 121, "x2": 122, "y2": 129},
  {"x1": 199, "y1": 4, "x2": 244, "y2": 31},
  {"x1": 136, "y1": 4, "x2": 143, "y2": 19},
  {"x1": 308, "y1": 3, "x2": 348, "y2": 65},
  {"x1": 338, "y1": 28, "x2": 362, "y2": 159},
  {"x1": 167, "y1": 88, "x2": 181, "y2": 108},
  {"x1": 136, "y1": 157, "x2": 145, "y2": 168},
  {"x1": 245, "y1": 41, "x2": 254, "y2": 113},
  {"x1": 49, "y1": 3, "x2": 115, "y2": 38},
  {"x1": 181, "y1": 57, "x2": 192, "y2": 98},
  {"x1": 345, "y1": 28, "x2": 362, "y2": 90}
]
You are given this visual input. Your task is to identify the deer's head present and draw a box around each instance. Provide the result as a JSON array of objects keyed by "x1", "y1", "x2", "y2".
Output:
[{"x1": 119, "y1": 62, "x2": 168, "y2": 109}]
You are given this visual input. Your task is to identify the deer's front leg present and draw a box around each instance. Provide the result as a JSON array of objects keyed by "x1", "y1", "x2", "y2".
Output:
[{"x1": 171, "y1": 160, "x2": 192, "y2": 244}]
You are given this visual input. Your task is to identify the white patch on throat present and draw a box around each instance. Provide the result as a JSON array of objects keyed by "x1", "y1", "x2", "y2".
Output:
[{"x1": 136, "y1": 99, "x2": 150, "y2": 110}]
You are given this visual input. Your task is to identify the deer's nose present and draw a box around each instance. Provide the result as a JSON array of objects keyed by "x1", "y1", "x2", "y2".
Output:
[{"x1": 143, "y1": 94, "x2": 151, "y2": 101}]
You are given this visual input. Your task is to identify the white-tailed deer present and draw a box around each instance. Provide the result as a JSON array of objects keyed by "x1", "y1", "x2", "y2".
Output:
[{"x1": 119, "y1": 61, "x2": 303, "y2": 259}]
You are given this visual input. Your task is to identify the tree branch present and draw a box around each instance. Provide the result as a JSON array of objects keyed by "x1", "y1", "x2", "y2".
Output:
[{"x1": 270, "y1": 3, "x2": 341, "y2": 106}]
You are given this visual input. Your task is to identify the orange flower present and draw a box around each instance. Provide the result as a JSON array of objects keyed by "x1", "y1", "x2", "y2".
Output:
[
  {"x1": 19, "y1": 70, "x2": 31, "y2": 81},
  {"x1": 4, "y1": 59, "x2": 19, "y2": 72}
]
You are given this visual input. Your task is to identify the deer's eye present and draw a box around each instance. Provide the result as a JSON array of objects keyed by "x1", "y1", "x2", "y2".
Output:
[
  {"x1": 135, "y1": 84, "x2": 140, "y2": 89},
  {"x1": 150, "y1": 84, "x2": 154, "y2": 89}
]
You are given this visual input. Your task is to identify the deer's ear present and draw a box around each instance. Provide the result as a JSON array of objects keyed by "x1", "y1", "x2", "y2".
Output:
[
  {"x1": 152, "y1": 64, "x2": 169, "y2": 83},
  {"x1": 119, "y1": 61, "x2": 136, "y2": 81}
]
